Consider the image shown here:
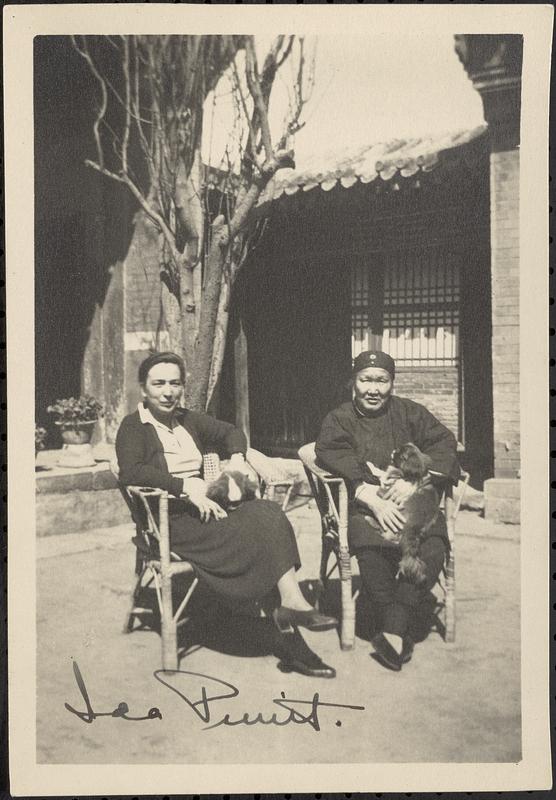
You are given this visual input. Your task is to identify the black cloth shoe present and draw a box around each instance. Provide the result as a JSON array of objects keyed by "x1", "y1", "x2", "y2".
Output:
[
  {"x1": 371, "y1": 633, "x2": 402, "y2": 672},
  {"x1": 401, "y1": 636, "x2": 415, "y2": 664},
  {"x1": 273, "y1": 629, "x2": 336, "y2": 679},
  {"x1": 277, "y1": 659, "x2": 336, "y2": 679},
  {"x1": 273, "y1": 606, "x2": 338, "y2": 633}
]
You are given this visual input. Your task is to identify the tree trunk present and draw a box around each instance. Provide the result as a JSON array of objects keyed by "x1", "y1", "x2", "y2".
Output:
[
  {"x1": 186, "y1": 220, "x2": 228, "y2": 410},
  {"x1": 176, "y1": 148, "x2": 204, "y2": 367},
  {"x1": 207, "y1": 272, "x2": 231, "y2": 406},
  {"x1": 160, "y1": 279, "x2": 184, "y2": 360},
  {"x1": 176, "y1": 250, "x2": 196, "y2": 371},
  {"x1": 187, "y1": 155, "x2": 294, "y2": 410}
]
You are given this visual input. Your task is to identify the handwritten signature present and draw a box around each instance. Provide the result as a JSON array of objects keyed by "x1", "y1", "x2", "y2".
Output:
[
  {"x1": 64, "y1": 660, "x2": 365, "y2": 731},
  {"x1": 64, "y1": 661, "x2": 163, "y2": 723}
]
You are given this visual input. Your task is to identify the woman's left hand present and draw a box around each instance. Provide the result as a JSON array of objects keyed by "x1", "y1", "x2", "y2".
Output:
[
  {"x1": 187, "y1": 491, "x2": 228, "y2": 523},
  {"x1": 382, "y1": 479, "x2": 415, "y2": 506}
]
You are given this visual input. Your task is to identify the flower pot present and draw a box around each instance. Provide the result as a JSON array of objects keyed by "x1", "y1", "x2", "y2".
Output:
[
  {"x1": 56, "y1": 420, "x2": 96, "y2": 445},
  {"x1": 55, "y1": 420, "x2": 97, "y2": 468}
]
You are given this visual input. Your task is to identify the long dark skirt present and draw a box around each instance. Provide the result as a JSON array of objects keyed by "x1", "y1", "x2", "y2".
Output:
[{"x1": 168, "y1": 498, "x2": 300, "y2": 601}]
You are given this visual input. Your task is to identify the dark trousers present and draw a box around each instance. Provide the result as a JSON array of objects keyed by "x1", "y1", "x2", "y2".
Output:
[{"x1": 355, "y1": 536, "x2": 447, "y2": 638}]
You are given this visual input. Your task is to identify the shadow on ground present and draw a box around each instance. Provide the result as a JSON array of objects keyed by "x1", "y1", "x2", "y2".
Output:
[
  {"x1": 127, "y1": 574, "x2": 443, "y2": 659},
  {"x1": 36, "y1": 507, "x2": 521, "y2": 765}
]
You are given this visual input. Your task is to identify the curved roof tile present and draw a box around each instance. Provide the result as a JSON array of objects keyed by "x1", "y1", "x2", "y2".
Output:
[{"x1": 258, "y1": 124, "x2": 487, "y2": 205}]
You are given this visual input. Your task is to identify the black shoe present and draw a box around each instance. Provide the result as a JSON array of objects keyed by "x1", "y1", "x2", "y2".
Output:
[
  {"x1": 401, "y1": 636, "x2": 415, "y2": 664},
  {"x1": 277, "y1": 659, "x2": 336, "y2": 679},
  {"x1": 273, "y1": 606, "x2": 338, "y2": 633},
  {"x1": 371, "y1": 633, "x2": 402, "y2": 672},
  {"x1": 272, "y1": 629, "x2": 336, "y2": 678}
]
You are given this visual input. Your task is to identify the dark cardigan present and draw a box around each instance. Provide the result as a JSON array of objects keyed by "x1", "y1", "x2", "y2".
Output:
[{"x1": 115, "y1": 408, "x2": 247, "y2": 497}]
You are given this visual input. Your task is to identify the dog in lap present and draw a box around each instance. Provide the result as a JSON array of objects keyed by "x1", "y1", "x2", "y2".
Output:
[
  {"x1": 206, "y1": 470, "x2": 260, "y2": 511},
  {"x1": 368, "y1": 443, "x2": 440, "y2": 583}
]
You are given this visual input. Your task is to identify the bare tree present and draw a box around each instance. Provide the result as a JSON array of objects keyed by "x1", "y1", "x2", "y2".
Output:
[{"x1": 72, "y1": 34, "x2": 314, "y2": 411}]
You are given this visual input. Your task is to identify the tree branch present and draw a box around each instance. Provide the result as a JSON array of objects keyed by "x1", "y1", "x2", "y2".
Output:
[
  {"x1": 275, "y1": 35, "x2": 295, "y2": 70},
  {"x1": 84, "y1": 159, "x2": 125, "y2": 184},
  {"x1": 231, "y1": 59, "x2": 261, "y2": 170},
  {"x1": 85, "y1": 157, "x2": 181, "y2": 274},
  {"x1": 244, "y1": 38, "x2": 273, "y2": 161},
  {"x1": 228, "y1": 148, "x2": 294, "y2": 238},
  {"x1": 121, "y1": 36, "x2": 131, "y2": 175},
  {"x1": 277, "y1": 37, "x2": 313, "y2": 151},
  {"x1": 71, "y1": 36, "x2": 107, "y2": 169},
  {"x1": 131, "y1": 37, "x2": 156, "y2": 187}
]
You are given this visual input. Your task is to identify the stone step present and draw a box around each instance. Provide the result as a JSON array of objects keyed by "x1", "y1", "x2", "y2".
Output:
[
  {"x1": 35, "y1": 446, "x2": 126, "y2": 537},
  {"x1": 483, "y1": 478, "x2": 520, "y2": 524}
]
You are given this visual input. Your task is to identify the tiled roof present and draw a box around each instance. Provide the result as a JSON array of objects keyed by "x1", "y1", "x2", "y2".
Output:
[{"x1": 258, "y1": 124, "x2": 488, "y2": 205}]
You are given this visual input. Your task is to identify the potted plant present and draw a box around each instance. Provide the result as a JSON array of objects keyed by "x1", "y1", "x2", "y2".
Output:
[
  {"x1": 35, "y1": 424, "x2": 47, "y2": 457},
  {"x1": 47, "y1": 395, "x2": 104, "y2": 445},
  {"x1": 46, "y1": 395, "x2": 103, "y2": 468}
]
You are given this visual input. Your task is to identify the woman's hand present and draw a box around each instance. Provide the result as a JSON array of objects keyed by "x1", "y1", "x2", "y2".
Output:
[
  {"x1": 188, "y1": 493, "x2": 228, "y2": 523},
  {"x1": 382, "y1": 479, "x2": 415, "y2": 506},
  {"x1": 355, "y1": 483, "x2": 406, "y2": 535},
  {"x1": 370, "y1": 496, "x2": 406, "y2": 534},
  {"x1": 183, "y1": 479, "x2": 227, "y2": 522}
]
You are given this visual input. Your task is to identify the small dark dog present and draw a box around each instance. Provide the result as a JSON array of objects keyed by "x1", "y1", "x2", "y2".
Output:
[
  {"x1": 377, "y1": 443, "x2": 439, "y2": 583},
  {"x1": 206, "y1": 470, "x2": 260, "y2": 511}
]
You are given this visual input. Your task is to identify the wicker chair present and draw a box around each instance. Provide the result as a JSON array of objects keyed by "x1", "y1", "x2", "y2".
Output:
[
  {"x1": 115, "y1": 452, "x2": 221, "y2": 670},
  {"x1": 246, "y1": 448, "x2": 296, "y2": 513},
  {"x1": 298, "y1": 442, "x2": 469, "y2": 651}
]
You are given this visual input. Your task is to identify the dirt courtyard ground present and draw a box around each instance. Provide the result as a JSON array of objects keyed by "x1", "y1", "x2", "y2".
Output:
[{"x1": 36, "y1": 500, "x2": 521, "y2": 765}]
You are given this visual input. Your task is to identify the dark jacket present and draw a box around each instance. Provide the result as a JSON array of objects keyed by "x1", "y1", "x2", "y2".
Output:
[
  {"x1": 315, "y1": 396, "x2": 460, "y2": 492},
  {"x1": 115, "y1": 408, "x2": 247, "y2": 497}
]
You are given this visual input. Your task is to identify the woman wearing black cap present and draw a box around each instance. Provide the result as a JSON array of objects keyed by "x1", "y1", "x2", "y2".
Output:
[
  {"x1": 315, "y1": 350, "x2": 460, "y2": 671},
  {"x1": 116, "y1": 351, "x2": 337, "y2": 678}
]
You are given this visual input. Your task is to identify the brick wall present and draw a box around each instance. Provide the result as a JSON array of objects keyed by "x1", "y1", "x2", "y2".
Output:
[
  {"x1": 394, "y1": 367, "x2": 460, "y2": 438},
  {"x1": 490, "y1": 150, "x2": 520, "y2": 478},
  {"x1": 123, "y1": 214, "x2": 166, "y2": 416},
  {"x1": 124, "y1": 214, "x2": 162, "y2": 335}
]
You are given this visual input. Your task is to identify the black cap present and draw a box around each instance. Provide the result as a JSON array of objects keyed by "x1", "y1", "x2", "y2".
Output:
[{"x1": 352, "y1": 350, "x2": 395, "y2": 378}]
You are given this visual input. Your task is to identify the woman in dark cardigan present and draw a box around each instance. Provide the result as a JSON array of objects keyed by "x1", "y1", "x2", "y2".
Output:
[
  {"x1": 116, "y1": 351, "x2": 336, "y2": 678},
  {"x1": 316, "y1": 350, "x2": 459, "y2": 672}
]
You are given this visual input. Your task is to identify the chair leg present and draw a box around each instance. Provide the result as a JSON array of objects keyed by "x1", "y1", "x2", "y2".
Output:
[
  {"x1": 160, "y1": 569, "x2": 178, "y2": 670},
  {"x1": 444, "y1": 548, "x2": 456, "y2": 643},
  {"x1": 320, "y1": 535, "x2": 332, "y2": 585},
  {"x1": 311, "y1": 536, "x2": 332, "y2": 612},
  {"x1": 123, "y1": 565, "x2": 147, "y2": 634},
  {"x1": 338, "y1": 546, "x2": 355, "y2": 651},
  {"x1": 335, "y1": 480, "x2": 355, "y2": 651},
  {"x1": 281, "y1": 483, "x2": 294, "y2": 513},
  {"x1": 161, "y1": 617, "x2": 178, "y2": 670}
]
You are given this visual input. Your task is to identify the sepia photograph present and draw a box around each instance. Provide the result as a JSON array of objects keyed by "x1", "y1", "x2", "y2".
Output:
[{"x1": 5, "y1": 3, "x2": 552, "y2": 795}]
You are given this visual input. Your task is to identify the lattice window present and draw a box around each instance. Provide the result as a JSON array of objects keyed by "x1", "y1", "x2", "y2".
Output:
[
  {"x1": 351, "y1": 247, "x2": 460, "y2": 366},
  {"x1": 351, "y1": 260, "x2": 383, "y2": 356},
  {"x1": 382, "y1": 250, "x2": 460, "y2": 366}
]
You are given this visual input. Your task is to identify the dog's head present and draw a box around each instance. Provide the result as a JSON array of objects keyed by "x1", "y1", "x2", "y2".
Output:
[
  {"x1": 391, "y1": 443, "x2": 431, "y2": 483},
  {"x1": 206, "y1": 470, "x2": 259, "y2": 511}
]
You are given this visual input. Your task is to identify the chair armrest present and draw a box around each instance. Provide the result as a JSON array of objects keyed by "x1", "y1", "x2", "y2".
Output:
[
  {"x1": 297, "y1": 442, "x2": 346, "y2": 485},
  {"x1": 246, "y1": 448, "x2": 291, "y2": 484},
  {"x1": 127, "y1": 485, "x2": 166, "y2": 498},
  {"x1": 307, "y1": 467, "x2": 345, "y2": 486},
  {"x1": 123, "y1": 485, "x2": 171, "y2": 558}
]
